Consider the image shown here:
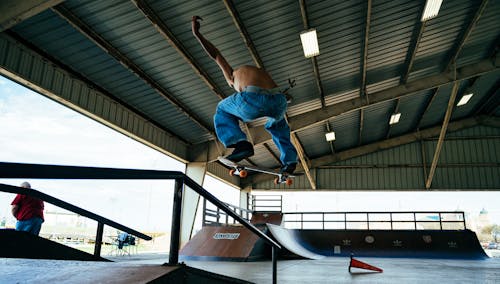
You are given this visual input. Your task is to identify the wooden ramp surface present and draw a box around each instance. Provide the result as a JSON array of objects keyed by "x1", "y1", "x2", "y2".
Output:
[
  {"x1": 180, "y1": 212, "x2": 282, "y2": 261},
  {"x1": 0, "y1": 258, "x2": 178, "y2": 283}
]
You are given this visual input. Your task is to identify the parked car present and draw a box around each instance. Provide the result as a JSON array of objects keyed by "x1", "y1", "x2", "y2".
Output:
[{"x1": 487, "y1": 242, "x2": 498, "y2": 249}]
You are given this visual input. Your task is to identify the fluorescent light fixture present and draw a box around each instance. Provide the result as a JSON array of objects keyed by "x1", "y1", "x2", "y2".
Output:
[
  {"x1": 300, "y1": 29, "x2": 320, "y2": 58},
  {"x1": 325, "y1": 131, "x2": 336, "y2": 142},
  {"x1": 421, "y1": 0, "x2": 443, "y2": 21},
  {"x1": 389, "y1": 113, "x2": 401, "y2": 125},
  {"x1": 457, "y1": 93, "x2": 473, "y2": 106}
]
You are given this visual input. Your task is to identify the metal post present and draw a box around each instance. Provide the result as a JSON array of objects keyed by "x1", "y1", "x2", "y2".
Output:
[
  {"x1": 272, "y1": 245, "x2": 277, "y2": 284},
  {"x1": 462, "y1": 212, "x2": 466, "y2": 229},
  {"x1": 301, "y1": 213, "x2": 303, "y2": 229},
  {"x1": 390, "y1": 213, "x2": 393, "y2": 230},
  {"x1": 216, "y1": 208, "x2": 220, "y2": 224},
  {"x1": 202, "y1": 197, "x2": 206, "y2": 226},
  {"x1": 322, "y1": 213, "x2": 325, "y2": 230},
  {"x1": 367, "y1": 213, "x2": 370, "y2": 230},
  {"x1": 439, "y1": 213, "x2": 443, "y2": 230},
  {"x1": 344, "y1": 213, "x2": 347, "y2": 230},
  {"x1": 168, "y1": 178, "x2": 184, "y2": 265},
  {"x1": 94, "y1": 222, "x2": 104, "y2": 257},
  {"x1": 414, "y1": 213, "x2": 417, "y2": 230}
]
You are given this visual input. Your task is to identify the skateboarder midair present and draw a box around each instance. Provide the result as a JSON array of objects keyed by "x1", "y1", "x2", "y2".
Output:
[{"x1": 192, "y1": 16, "x2": 298, "y2": 175}]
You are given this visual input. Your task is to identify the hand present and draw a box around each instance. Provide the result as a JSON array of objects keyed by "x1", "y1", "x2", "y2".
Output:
[{"x1": 192, "y1": 16, "x2": 202, "y2": 35}]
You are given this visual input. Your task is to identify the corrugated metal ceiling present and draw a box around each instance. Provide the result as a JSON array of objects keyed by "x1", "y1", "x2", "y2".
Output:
[{"x1": 4, "y1": 0, "x2": 499, "y2": 187}]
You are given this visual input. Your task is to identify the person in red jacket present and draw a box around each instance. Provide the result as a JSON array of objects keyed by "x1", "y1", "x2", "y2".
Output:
[{"x1": 11, "y1": 182, "x2": 44, "y2": 235}]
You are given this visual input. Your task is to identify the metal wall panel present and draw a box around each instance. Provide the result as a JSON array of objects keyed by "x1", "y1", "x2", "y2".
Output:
[{"x1": 251, "y1": 125, "x2": 499, "y2": 190}]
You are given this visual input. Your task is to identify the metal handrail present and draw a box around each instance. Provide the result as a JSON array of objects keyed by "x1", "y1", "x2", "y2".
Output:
[
  {"x1": 0, "y1": 183, "x2": 151, "y2": 257},
  {"x1": 251, "y1": 194, "x2": 282, "y2": 212},
  {"x1": 0, "y1": 162, "x2": 281, "y2": 283},
  {"x1": 203, "y1": 202, "x2": 253, "y2": 226}
]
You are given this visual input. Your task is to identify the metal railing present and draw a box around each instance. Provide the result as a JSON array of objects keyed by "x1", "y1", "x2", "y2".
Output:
[
  {"x1": 283, "y1": 211, "x2": 467, "y2": 231},
  {"x1": 0, "y1": 162, "x2": 281, "y2": 284},
  {"x1": 203, "y1": 200, "x2": 253, "y2": 226},
  {"x1": 250, "y1": 194, "x2": 282, "y2": 212},
  {"x1": 0, "y1": 183, "x2": 151, "y2": 258}
]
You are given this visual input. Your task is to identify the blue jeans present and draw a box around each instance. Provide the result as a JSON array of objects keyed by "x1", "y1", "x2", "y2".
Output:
[
  {"x1": 16, "y1": 217, "x2": 43, "y2": 236},
  {"x1": 214, "y1": 86, "x2": 298, "y2": 165}
]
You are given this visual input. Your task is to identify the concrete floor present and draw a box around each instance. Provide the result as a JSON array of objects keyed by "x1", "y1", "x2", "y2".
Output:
[
  {"x1": 1, "y1": 253, "x2": 499, "y2": 283},
  {"x1": 185, "y1": 257, "x2": 500, "y2": 284}
]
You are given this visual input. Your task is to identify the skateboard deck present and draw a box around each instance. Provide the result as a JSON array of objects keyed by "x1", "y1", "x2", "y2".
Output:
[{"x1": 218, "y1": 156, "x2": 296, "y2": 185}]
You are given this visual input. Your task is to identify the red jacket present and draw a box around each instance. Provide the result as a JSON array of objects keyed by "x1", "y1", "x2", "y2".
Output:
[{"x1": 11, "y1": 194, "x2": 44, "y2": 221}]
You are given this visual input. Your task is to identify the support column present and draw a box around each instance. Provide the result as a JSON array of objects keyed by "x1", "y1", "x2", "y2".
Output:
[
  {"x1": 240, "y1": 186, "x2": 251, "y2": 219},
  {"x1": 180, "y1": 162, "x2": 207, "y2": 248}
]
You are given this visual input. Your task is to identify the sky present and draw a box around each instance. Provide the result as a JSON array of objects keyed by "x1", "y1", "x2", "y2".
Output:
[
  {"x1": 0, "y1": 75, "x2": 499, "y2": 236},
  {"x1": 0, "y1": 75, "x2": 239, "y2": 233}
]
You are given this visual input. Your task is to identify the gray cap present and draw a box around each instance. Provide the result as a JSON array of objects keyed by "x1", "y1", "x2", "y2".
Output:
[{"x1": 21, "y1": 182, "x2": 31, "y2": 188}]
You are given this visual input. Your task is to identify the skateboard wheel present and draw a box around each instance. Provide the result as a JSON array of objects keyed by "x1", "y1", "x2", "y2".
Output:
[
  {"x1": 229, "y1": 169, "x2": 236, "y2": 176},
  {"x1": 285, "y1": 178, "x2": 293, "y2": 186},
  {"x1": 274, "y1": 177, "x2": 280, "y2": 185},
  {"x1": 239, "y1": 169, "x2": 248, "y2": 178}
]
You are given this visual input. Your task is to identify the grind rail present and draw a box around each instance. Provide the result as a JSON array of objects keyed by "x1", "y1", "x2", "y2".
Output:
[{"x1": 0, "y1": 162, "x2": 281, "y2": 284}]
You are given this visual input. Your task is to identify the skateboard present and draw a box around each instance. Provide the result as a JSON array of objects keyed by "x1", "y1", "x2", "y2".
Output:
[{"x1": 218, "y1": 156, "x2": 296, "y2": 185}]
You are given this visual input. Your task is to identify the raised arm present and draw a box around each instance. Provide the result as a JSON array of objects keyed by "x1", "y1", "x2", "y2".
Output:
[{"x1": 192, "y1": 16, "x2": 234, "y2": 87}]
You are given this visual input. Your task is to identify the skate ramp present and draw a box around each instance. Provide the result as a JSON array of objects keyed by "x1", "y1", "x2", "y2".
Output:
[
  {"x1": 0, "y1": 229, "x2": 109, "y2": 261},
  {"x1": 267, "y1": 225, "x2": 488, "y2": 259},
  {"x1": 266, "y1": 224, "x2": 324, "y2": 260},
  {"x1": 180, "y1": 212, "x2": 282, "y2": 261}
]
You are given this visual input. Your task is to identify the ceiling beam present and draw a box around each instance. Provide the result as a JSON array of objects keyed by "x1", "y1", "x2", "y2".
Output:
[
  {"x1": 326, "y1": 121, "x2": 336, "y2": 154},
  {"x1": 299, "y1": 0, "x2": 325, "y2": 107},
  {"x1": 481, "y1": 115, "x2": 500, "y2": 128},
  {"x1": 415, "y1": 87, "x2": 439, "y2": 130},
  {"x1": 401, "y1": 22, "x2": 426, "y2": 84},
  {"x1": 357, "y1": 0, "x2": 372, "y2": 147},
  {"x1": 385, "y1": 99, "x2": 400, "y2": 139},
  {"x1": 222, "y1": 0, "x2": 315, "y2": 189},
  {"x1": 358, "y1": 110, "x2": 364, "y2": 145},
  {"x1": 444, "y1": 0, "x2": 489, "y2": 72},
  {"x1": 199, "y1": 58, "x2": 498, "y2": 162},
  {"x1": 291, "y1": 133, "x2": 316, "y2": 189},
  {"x1": 314, "y1": 116, "x2": 494, "y2": 167},
  {"x1": 223, "y1": 0, "x2": 264, "y2": 69},
  {"x1": 425, "y1": 80, "x2": 460, "y2": 189},
  {"x1": 258, "y1": 58, "x2": 498, "y2": 143},
  {"x1": 221, "y1": 0, "x2": 282, "y2": 162},
  {"x1": 263, "y1": 143, "x2": 281, "y2": 164},
  {"x1": 248, "y1": 115, "x2": 488, "y2": 184},
  {"x1": 400, "y1": 2, "x2": 428, "y2": 84},
  {"x1": 360, "y1": 0, "x2": 372, "y2": 98},
  {"x1": 0, "y1": 0, "x2": 64, "y2": 32},
  {"x1": 473, "y1": 78, "x2": 500, "y2": 115},
  {"x1": 52, "y1": 5, "x2": 216, "y2": 138},
  {"x1": 131, "y1": 0, "x2": 225, "y2": 100}
]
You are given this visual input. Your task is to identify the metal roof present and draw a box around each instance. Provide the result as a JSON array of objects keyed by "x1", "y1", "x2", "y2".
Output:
[{"x1": 2, "y1": 0, "x2": 499, "y2": 189}]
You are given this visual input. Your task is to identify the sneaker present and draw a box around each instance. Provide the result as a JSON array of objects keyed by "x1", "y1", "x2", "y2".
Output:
[
  {"x1": 226, "y1": 141, "x2": 254, "y2": 162},
  {"x1": 280, "y1": 163, "x2": 297, "y2": 175}
]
